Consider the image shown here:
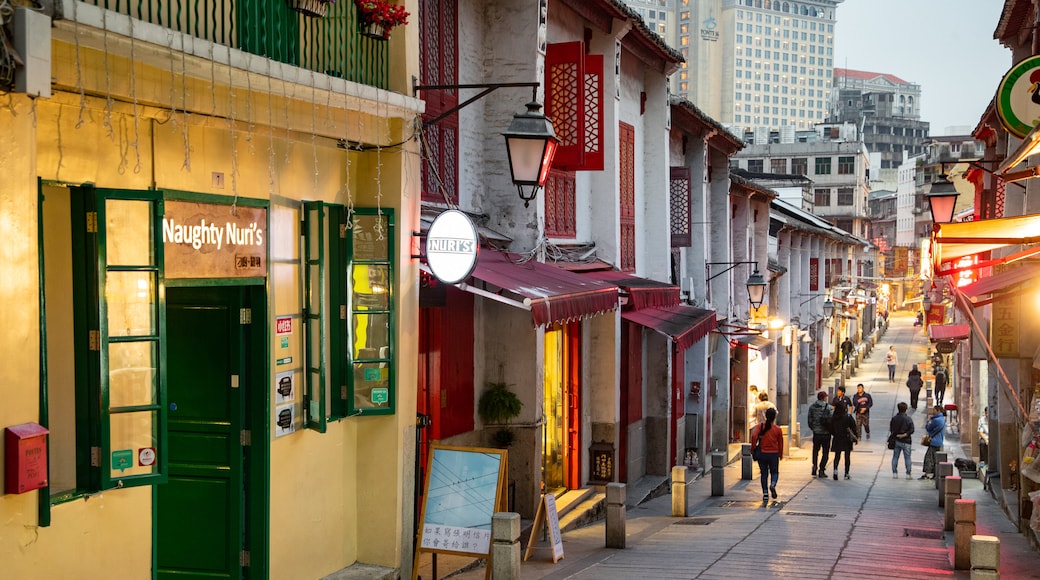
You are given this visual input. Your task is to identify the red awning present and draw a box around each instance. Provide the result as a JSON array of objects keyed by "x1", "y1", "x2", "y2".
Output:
[
  {"x1": 621, "y1": 305, "x2": 717, "y2": 351},
  {"x1": 466, "y1": 251, "x2": 619, "y2": 327},
  {"x1": 736, "y1": 334, "x2": 776, "y2": 358},
  {"x1": 579, "y1": 269, "x2": 680, "y2": 310},
  {"x1": 958, "y1": 263, "x2": 1040, "y2": 305},
  {"x1": 928, "y1": 324, "x2": 969, "y2": 342}
]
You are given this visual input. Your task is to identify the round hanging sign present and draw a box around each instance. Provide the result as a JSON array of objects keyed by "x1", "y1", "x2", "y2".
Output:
[
  {"x1": 935, "y1": 340, "x2": 957, "y2": 354},
  {"x1": 426, "y1": 210, "x2": 479, "y2": 284},
  {"x1": 996, "y1": 55, "x2": 1040, "y2": 138}
]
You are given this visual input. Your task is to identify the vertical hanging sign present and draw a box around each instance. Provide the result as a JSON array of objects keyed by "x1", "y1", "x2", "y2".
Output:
[{"x1": 991, "y1": 295, "x2": 1020, "y2": 358}]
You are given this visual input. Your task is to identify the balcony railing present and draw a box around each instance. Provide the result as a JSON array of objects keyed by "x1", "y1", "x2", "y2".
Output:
[{"x1": 81, "y1": 0, "x2": 390, "y2": 89}]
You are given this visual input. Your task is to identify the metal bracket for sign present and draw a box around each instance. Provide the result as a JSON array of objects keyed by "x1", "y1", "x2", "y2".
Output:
[{"x1": 411, "y1": 231, "x2": 426, "y2": 260}]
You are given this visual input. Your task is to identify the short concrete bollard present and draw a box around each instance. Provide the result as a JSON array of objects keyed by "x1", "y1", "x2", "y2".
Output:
[
  {"x1": 936, "y1": 451, "x2": 949, "y2": 465},
  {"x1": 937, "y1": 461, "x2": 953, "y2": 493},
  {"x1": 944, "y1": 476, "x2": 962, "y2": 529},
  {"x1": 971, "y1": 535, "x2": 1000, "y2": 578},
  {"x1": 671, "y1": 466, "x2": 688, "y2": 517},
  {"x1": 741, "y1": 444, "x2": 753, "y2": 481},
  {"x1": 954, "y1": 499, "x2": 976, "y2": 570},
  {"x1": 605, "y1": 483, "x2": 626, "y2": 549},
  {"x1": 711, "y1": 452, "x2": 726, "y2": 497},
  {"x1": 491, "y1": 512, "x2": 521, "y2": 580}
]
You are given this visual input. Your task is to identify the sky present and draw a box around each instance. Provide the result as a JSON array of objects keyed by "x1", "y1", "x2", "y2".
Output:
[{"x1": 833, "y1": 0, "x2": 1011, "y2": 136}]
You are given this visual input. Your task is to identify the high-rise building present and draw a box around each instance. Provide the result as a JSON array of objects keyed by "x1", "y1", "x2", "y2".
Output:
[
  {"x1": 830, "y1": 68, "x2": 930, "y2": 169},
  {"x1": 645, "y1": 0, "x2": 842, "y2": 132}
]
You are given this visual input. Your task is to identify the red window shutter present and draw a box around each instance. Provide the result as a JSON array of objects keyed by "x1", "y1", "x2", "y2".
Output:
[
  {"x1": 669, "y1": 167, "x2": 691, "y2": 247},
  {"x1": 809, "y1": 258, "x2": 819, "y2": 291},
  {"x1": 419, "y1": 0, "x2": 458, "y2": 203},
  {"x1": 582, "y1": 54, "x2": 604, "y2": 171},
  {"x1": 545, "y1": 41, "x2": 586, "y2": 170},
  {"x1": 545, "y1": 169, "x2": 576, "y2": 238},
  {"x1": 619, "y1": 122, "x2": 636, "y2": 272}
]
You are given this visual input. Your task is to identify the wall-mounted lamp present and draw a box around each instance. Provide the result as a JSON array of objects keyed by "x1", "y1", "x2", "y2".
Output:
[
  {"x1": 822, "y1": 299, "x2": 834, "y2": 318},
  {"x1": 707, "y1": 261, "x2": 766, "y2": 309},
  {"x1": 926, "y1": 172, "x2": 959, "y2": 225},
  {"x1": 502, "y1": 101, "x2": 559, "y2": 207},
  {"x1": 413, "y1": 79, "x2": 558, "y2": 207}
]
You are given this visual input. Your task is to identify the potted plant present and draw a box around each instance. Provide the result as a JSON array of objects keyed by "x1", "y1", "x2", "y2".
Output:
[
  {"x1": 289, "y1": 0, "x2": 335, "y2": 18},
  {"x1": 353, "y1": 0, "x2": 410, "y2": 40},
  {"x1": 478, "y1": 382, "x2": 522, "y2": 447}
]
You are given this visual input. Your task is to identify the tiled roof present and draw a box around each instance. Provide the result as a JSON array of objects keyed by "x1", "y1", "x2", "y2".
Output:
[{"x1": 833, "y1": 68, "x2": 910, "y2": 86}]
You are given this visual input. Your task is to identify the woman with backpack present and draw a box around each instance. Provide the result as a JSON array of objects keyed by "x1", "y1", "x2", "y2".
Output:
[{"x1": 751, "y1": 407, "x2": 783, "y2": 501}]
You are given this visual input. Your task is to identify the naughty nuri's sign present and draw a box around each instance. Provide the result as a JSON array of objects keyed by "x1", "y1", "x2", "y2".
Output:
[{"x1": 162, "y1": 201, "x2": 267, "y2": 279}]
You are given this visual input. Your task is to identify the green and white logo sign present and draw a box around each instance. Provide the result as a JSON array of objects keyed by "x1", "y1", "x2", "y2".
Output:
[{"x1": 996, "y1": 55, "x2": 1040, "y2": 138}]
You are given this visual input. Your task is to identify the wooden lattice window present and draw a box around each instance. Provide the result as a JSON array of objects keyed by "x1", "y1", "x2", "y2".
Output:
[
  {"x1": 546, "y1": 42, "x2": 585, "y2": 170},
  {"x1": 809, "y1": 257, "x2": 819, "y2": 291},
  {"x1": 545, "y1": 42, "x2": 604, "y2": 172},
  {"x1": 545, "y1": 169, "x2": 577, "y2": 238},
  {"x1": 419, "y1": 0, "x2": 458, "y2": 203},
  {"x1": 620, "y1": 122, "x2": 636, "y2": 272},
  {"x1": 670, "y1": 167, "x2": 692, "y2": 247}
]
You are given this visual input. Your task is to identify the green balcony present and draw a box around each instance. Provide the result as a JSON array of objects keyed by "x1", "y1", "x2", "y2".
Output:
[{"x1": 81, "y1": 0, "x2": 390, "y2": 89}]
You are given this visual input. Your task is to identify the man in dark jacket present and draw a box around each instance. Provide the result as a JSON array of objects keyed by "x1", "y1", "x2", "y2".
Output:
[
  {"x1": 807, "y1": 391, "x2": 833, "y2": 478},
  {"x1": 832, "y1": 385, "x2": 853, "y2": 412},
  {"x1": 906, "y1": 365, "x2": 924, "y2": 410},
  {"x1": 840, "y1": 337, "x2": 854, "y2": 367},
  {"x1": 889, "y1": 402, "x2": 915, "y2": 479},
  {"x1": 852, "y1": 383, "x2": 874, "y2": 439}
]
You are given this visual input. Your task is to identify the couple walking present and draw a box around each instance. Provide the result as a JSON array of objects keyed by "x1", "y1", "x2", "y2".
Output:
[{"x1": 807, "y1": 384, "x2": 872, "y2": 480}]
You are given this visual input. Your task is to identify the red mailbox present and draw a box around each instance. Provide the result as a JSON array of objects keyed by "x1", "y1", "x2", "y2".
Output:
[{"x1": 5, "y1": 422, "x2": 49, "y2": 494}]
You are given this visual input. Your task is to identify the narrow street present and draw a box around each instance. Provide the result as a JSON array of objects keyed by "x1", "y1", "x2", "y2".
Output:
[{"x1": 446, "y1": 311, "x2": 1039, "y2": 579}]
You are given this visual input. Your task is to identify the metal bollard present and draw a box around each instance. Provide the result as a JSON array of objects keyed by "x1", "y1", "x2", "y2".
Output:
[
  {"x1": 741, "y1": 444, "x2": 753, "y2": 480},
  {"x1": 970, "y1": 535, "x2": 1000, "y2": 578},
  {"x1": 605, "y1": 483, "x2": 626, "y2": 549},
  {"x1": 944, "y1": 476, "x2": 962, "y2": 530},
  {"x1": 954, "y1": 500, "x2": 976, "y2": 570},
  {"x1": 672, "y1": 466, "x2": 688, "y2": 517},
  {"x1": 937, "y1": 462, "x2": 954, "y2": 496},
  {"x1": 711, "y1": 451, "x2": 726, "y2": 497},
  {"x1": 491, "y1": 512, "x2": 521, "y2": 580}
]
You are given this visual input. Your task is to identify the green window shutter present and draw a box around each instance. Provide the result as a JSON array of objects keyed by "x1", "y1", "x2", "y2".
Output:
[
  {"x1": 347, "y1": 209, "x2": 395, "y2": 415},
  {"x1": 94, "y1": 189, "x2": 167, "y2": 490},
  {"x1": 303, "y1": 201, "x2": 329, "y2": 432}
]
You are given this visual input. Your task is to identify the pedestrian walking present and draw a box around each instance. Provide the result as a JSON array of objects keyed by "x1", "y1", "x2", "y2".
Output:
[
  {"x1": 832, "y1": 385, "x2": 853, "y2": 412},
  {"x1": 751, "y1": 407, "x2": 783, "y2": 501},
  {"x1": 979, "y1": 406, "x2": 990, "y2": 470},
  {"x1": 885, "y1": 346, "x2": 898, "y2": 382},
  {"x1": 807, "y1": 391, "x2": 832, "y2": 478},
  {"x1": 830, "y1": 402, "x2": 857, "y2": 480},
  {"x1": 889, "y1": 402, "x2": 915, "y2": 479},
  {"x1": 840, "y1": 337, "x2": 854, "y2": 368},
  {"x1": 852, "y1": 383, "x2": 873, "y2": 439},
  {"x1": 754, "y1": 390, "x2": 777, "y2": 427},
  {"x1": 906, "y1": 364, "x2": 924, "y2": 410},
  {"x1": 920, "y1": 405, "x2": 947, "y2": 479},
  {"x1": 934, "y1": 365, "x2": 948, "y2": 406}
]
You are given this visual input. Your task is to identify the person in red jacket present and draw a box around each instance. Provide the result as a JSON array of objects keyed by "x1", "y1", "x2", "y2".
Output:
[{"x1": 751, "y1": 407, "x2": 784, "y2": 501}]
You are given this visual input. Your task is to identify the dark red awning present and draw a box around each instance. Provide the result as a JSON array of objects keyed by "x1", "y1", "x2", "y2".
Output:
[
  {"x1": 928, "y1": 324, "x2": 969, "y2": 342},
  {"x1": 468, "y1": 251, "x2": 619, "y2": 327},
  {"x1": 579, "y1": 269, "x2": 680, "y2": 310},
  {"x1": 621, "y1": 305, "x2": 717, "y2": 351}
]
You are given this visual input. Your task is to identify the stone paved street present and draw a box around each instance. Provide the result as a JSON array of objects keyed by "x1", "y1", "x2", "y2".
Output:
[{"x1": 433, "y1": 311, "x2": 1040, "y2": 579}]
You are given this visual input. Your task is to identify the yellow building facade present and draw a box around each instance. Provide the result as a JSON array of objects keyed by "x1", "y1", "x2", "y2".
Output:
[{"x1": 0, "y1": 1, "x2": 422, "y2": 578}]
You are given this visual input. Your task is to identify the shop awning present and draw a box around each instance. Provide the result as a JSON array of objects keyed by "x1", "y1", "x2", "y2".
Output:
[
  {"x1": 736, "y1": 335, "x2": 776, "y2": 358},
  {"x1": 932, "y1": 213, "x2": 1040, "y2": 268},
  {"x1": 579, "y1": 269, "x2": 680, "y2": 310},
  {"x1": 621, "y1": 305, "x2": 717, "y2": 351},
  {"x1": 462, "y1": 251, "x2": 619, "y2": 327},
  {"x1": 928, "y1": 324, "x2": 969, "y2": 342},
  {"x1": 958, "y1": 262, "x2": 1040, "y2": 305}
]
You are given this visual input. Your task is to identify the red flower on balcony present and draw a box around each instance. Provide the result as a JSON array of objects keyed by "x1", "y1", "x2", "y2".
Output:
[{"x1": 354, "y1": 0, "x2": 409, "y2": 39}]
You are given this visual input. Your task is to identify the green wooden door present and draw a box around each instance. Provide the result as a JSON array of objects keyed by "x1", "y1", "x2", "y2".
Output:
[{"x1": 158, "y1": 287, "x2": 245, "y2": 579}]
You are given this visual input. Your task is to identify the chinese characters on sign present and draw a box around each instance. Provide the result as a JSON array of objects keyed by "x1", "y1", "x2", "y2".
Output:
[
  {"x1": 419, "y1": 525, "x2": 491, "y2": 554},
  {"x1": 991, "y1": 295, "x2": 1020, "y2": 358},
  {"x1": 162, "y1": 201, "x2": 267, "y2": 279}
]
